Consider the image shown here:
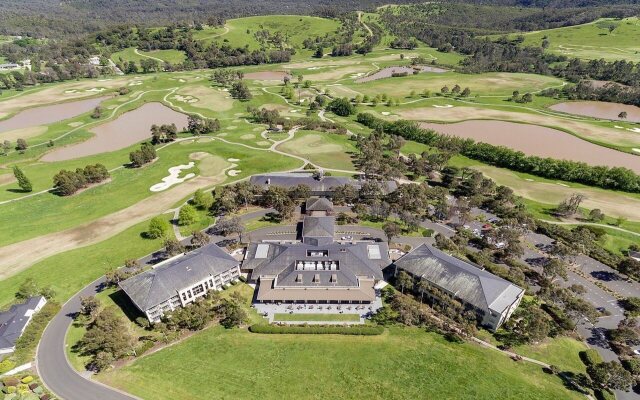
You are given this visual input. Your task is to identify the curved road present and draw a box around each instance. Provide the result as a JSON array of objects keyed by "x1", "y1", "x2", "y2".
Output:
[{"x1": 36, "y1": 209, "x2": 273, "y2": 400}]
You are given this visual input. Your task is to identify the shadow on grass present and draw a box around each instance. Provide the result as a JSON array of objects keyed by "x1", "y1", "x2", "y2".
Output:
[{"x1": 108, "y1": 289, "x2": 146, "y2": 324}]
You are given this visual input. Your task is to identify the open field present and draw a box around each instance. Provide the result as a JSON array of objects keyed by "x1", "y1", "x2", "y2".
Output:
[
  {"x1": 191, "y1": 15, "x2": 342, "y2": 53},
  {"x1": 498, "y1": 17, "x2": 640, "y2": 62},
  {"x1": 98, "y1": 326, "x2": 582, "y2": 400}
]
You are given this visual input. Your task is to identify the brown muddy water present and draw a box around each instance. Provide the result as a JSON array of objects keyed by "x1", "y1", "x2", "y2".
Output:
[
  {"x1": 550, "y1": 101, "x2": 640, "y2": 123},
  {"x1": 40, "y1": 102, "x2": 189, "y2": 162},
  {"x1": 420, "y1": 120, "x2": 640, "y2": 173},
  {"x1": 356, "y1": 66, "x2": 447, "y2": 83},
  {"x1": 0, "y1": 96, "x2": 109, "y2": 133}
]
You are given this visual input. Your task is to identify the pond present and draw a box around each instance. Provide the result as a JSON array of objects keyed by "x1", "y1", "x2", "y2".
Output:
[
  {"x1": 550, "y1": 101, "x2": 640, "y2": 123},
  {"x1": 0, "y1": 96, "x2": 110, "y2": 133},
  {"x1": 420, "y1": 120, "x2": 640, "y2": 173},
  {"x1": 40, "y1": 102, "x2": 189, "y2": 162}
]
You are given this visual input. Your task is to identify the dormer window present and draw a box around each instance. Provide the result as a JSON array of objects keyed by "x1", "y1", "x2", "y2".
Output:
[
  {"x1": 330, "y1": 274, "x2": 337, "y2": 283},
  {"x1": 296, "y1": 274, "x2": 303, "y2": 283},
  {"x1": 313, "y1": 274, "x2": 320, "y2": 283}
]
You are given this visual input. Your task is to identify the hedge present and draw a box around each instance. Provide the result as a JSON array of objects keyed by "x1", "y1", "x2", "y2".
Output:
[
  {"x1": 579, "y1": 349, "x2": 603, "y2": 367},
  {"x1": 249, "y1": 324, "x2": 384, "y2": 335}
]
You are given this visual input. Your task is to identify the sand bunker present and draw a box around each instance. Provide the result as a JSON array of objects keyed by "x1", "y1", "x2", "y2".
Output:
[
  {"x1": 68, "y1": 122, "x2": 83, "y2": 127},
  {"x1": 85, "y1": 88, "x2": 106, "y2": 92},
  {"x1": 244, "y1": 71, "x2": 291, "y2": 80},
  {"x1": 227, "y1": 158, "x2": 240, "y2": 162},
  {"x1": 633, "y1": 148, "x2": 640, "y2": 153},
  {"x1": 240, "y1": 134, "x2": 255, "y2": 140},
  {"x1": 0, "y1": 96, "x2": 109, "y2": 133},
  {"x1": 433, "y1": 105, "x2": 453, "y2": 108},
  {"x1": 40, "y1": 102, "x2": 188, "y2": 162},
  {"x1": 228, "y1": 170, "x2": 241, "y2": 176},
  {"x1": 150, "y1": 162, "x2": 196, "y2": 192},
  {"x1": 128, "y1": 81, "x2": 143, "y2": 86}
]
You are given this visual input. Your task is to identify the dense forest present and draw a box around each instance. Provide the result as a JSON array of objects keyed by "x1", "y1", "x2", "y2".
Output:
[{"x1": 0, "y1": 0, "x2": 638, "y2": 38}]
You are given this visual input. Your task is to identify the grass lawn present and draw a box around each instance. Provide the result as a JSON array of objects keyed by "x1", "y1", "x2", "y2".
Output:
[
  {"x1": 276, "y1": 129, "x2": 358, "y2": 171},
  {"x1": 514, "y1": 337, "x2": 588, "y2": 375},
  {"x1": 0, "y1": 214, "x2": 173, "y2": 307},
  {"x1": 497, "y1": 17, "x2": 640, "y2": 62},
  {"x1": 98, "y1": 326, "x2": 583, "y2": 400},
  {"x1": 139, "y1": 49, "x2": 186, "y2": 64},
  {"x1": 273, "y1": 313, "x2": 361, "y2": 322}
]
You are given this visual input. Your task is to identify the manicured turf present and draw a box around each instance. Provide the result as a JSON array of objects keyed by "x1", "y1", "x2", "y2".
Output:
[
  {"x1": 98, "y1": 326, "x2": 583, "y2": 400},
  {"x1": 273, "y1": 313, "x2": 361, "y2": 322},
  {"x1": 276, "y1": 130, "x2": 358, "y2": 171}
]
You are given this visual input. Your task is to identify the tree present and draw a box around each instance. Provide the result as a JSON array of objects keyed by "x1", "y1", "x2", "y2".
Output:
[
  {"x1": 2, "y1": 140, "x2": 10, "y2": 155},
  {"x1": 396, "y1": 270, "x2": 413, "y2": 294},
  {"x1": 187, "y1": 115, "x2": 220, "y2": 135},
  {"x1": 213, "y1": 216, "x2": 245, "y2": 241},
  {"x1": 147, "y1": 216, "x2": 169, "y2": 239},
  {"x1": 461, "y1": 87, "x2": 471, "y2": 97},
  {"x1": 440, "y1": 85, "x2": 449, "y2": 94},
  {"x1": 618, "y1": 111, "x2": 627, "y2": 119},
  {"x1": 229, "y1": 81, "x2": 252, "y2": 100},
  {"x1": 163, "y1": 238, "x2": 185, "y2": 256},
  {"x1": 589, "y1": 208, "x2": 605, "y2": 222},
  {"x1": 217, "y1": 299, "x2": 248, "y2": 328},
  {"x1": 416, "y1": 278, "x2": 430, "y2": 303},
  {"x1": 16, "y1": 278, "x2": 40, "y2": 300},
  {"x1": 80, "y1": 307, "x2": 136, "y2": 371},
  {"x1": 12, "y1": 165, "x2": 32, "y2": 192},
  {"x1": 190, "y1": 230, "x2": 210, "y2": 248},
  {"x1": 313, "y1": 47, "x2": 323, "y2": 58},
  {"x1": 588, "y1": 361, "x2": 633, "y2": 391},
  {"x1": 327, "y1": 97, "x2": 356, "y2": 116},
  {"x1": 91, "y1": 106, "x2": 102, "y2": 119},
  {"x1": 382, "y1": 221, "x2": 401, "y2": 245},
  {"x1": 178, "y1": 204, "x2": 198, "y2": 226},
  {"x1": 79, "y1": 296, "x2": 101, "y2": 318},
  {"x1": 542, "y1": 258, "x2": 568, "y2": 281},
  {"x1": 16, "y1": 138, "x2": 27, "y2": 151},
  {"x1": 192, "y1": 188, "x2": 214, "y2": 210},
  {"x1": 555, "y1": 193, "x2": 585, "y2": 217}
]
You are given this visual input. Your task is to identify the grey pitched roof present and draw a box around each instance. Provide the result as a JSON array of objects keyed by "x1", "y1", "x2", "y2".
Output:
[
  {"x1": 302, "y1": 216, "x2": 335, "y2": 239},
  {"x1": 119, "y1": 244, "x2": 238, "y2": 311},
  {"x1": 306, "y1": 197, "x2": 334, "y2": 212},
  {"x1": 247, "y1": 241, "x2": 387, "y2": 288},
  {"x1": 249, "y1": 173, "x2": 397, "y2": 194},
  {"x1": 394, "y1": 244, "x2": 523, "y2": 314},
  {"x1": 0, "y1": 296, "x2": 45, "y2": 350}
]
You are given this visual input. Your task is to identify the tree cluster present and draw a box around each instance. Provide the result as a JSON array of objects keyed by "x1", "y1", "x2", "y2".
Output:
[{"x1": 52, "y1": 163, "x2": 109, "y2": 196}]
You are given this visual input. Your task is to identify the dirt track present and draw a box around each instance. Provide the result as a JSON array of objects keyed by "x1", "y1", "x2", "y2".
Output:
[{"x1": 0, "y1": 173, "x2": 226, "y2": 280}]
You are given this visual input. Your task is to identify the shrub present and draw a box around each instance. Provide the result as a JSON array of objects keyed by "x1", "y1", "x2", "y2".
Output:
[
  {"x1": 14, "y1": 302, "x2": 60, "y2": 364},
  {"x1": 422, "y1": 228, "x2": 434, "y2": 237},
  {"x1": 580, "y1": 349, "x2": 603, "y2": 367},
  {"x1": 0, "y1": 358, "x2": 16, "y2": 374},
  {"x1": 136, "y1": 340, "x2": 155, "y2": 356},
  {"x1": 5, "y1": 386, "x2": 16, "y2": 394},
  {"x1": 594, "y1": 389, "x2": 616, "y2": 400},
  {"x1": 147, "y1": 216, "x2": 169, "y2": 239},
  {"x1": 2, "y1": 377, "x2": 19, "y2": 387},
  {"x1": 249, "y1": 324, "x2": 384, "y2": 335},
  {"x1": 20, "y1": 376, "x2": 33, "y2": 384}
]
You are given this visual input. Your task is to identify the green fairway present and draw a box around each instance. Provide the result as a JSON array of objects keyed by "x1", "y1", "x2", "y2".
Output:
[
  {"x1": 98, "y1": 326, "x2": 583, "y2": 400},
  {"x1": 276, "y1": 130, "x2": 357, "y2": 171},
  {"x1": 497, "y1": 17, "x2": 640, "y2": 62},
  {"x1": 273, "y1": 313, "x2": 361, "y2": 322}
]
